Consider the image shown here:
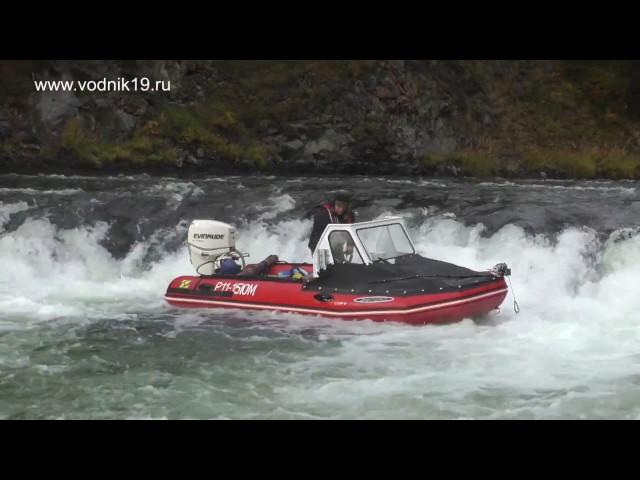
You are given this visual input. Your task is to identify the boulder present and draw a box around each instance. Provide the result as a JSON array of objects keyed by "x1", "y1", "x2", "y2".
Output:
[{"x1": 35, "y1": 89, "x2": 80, "y2": 131}]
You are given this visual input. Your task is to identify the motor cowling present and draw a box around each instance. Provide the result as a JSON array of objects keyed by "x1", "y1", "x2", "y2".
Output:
[{"x1": 187, "y1": 220, "x2": 237, "y2": 275}]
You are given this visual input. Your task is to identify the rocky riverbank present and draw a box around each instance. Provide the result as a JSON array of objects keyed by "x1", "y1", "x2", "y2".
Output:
[{"x1": 3, "y1": 60, "x2": 640, "y2": 178}]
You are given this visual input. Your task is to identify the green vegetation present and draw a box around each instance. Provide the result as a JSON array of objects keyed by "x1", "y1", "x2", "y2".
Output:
[
  {"x1": 423, "y1": 146, "x2": 640, "y2": 179},
  {"x1": 0, "y1": 142, "x2": 17, "y2": 156},
  {"x1": 3, "y1": 60, "x2": 640, "y2": 177},
  {"x1": 60, "y1": 118, "x2": 177, "y2": 167}
]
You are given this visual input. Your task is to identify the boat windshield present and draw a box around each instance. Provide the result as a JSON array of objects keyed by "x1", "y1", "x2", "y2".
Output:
[{"x1": 356, "y1": 223, "x2": 415, "y2": 262}]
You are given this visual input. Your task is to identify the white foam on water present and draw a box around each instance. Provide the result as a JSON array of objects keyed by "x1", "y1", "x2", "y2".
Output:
[
  {"x1": 263, "y1": 218, "x2": 640, "y2": 418},
  {"x1": 0, "y1": 201, "x2": 32, "y2": 228},
  {"x1": 3, "y1": 194, "x2": 640, "y2": 418},
  {"x1": 144, "y1": 182, "x2": 205, "y2": 205},
  {"x1": 0, "y1": 215, "x2": 188, "y2": 328},
  {"x1": 0, "y1": 188, "x2": 83, "y2": 195},
  {"x1": 477, "y1": 181, "x2": 636, "y2": 194}
]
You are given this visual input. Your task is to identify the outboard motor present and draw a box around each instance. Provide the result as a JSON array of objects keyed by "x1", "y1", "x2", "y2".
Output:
[{"x1": 187, "y1": 220, "x2": 245, "y2": 275}]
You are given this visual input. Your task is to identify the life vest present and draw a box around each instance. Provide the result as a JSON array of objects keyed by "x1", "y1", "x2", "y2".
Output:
[{"x1": 320, "y1": 201, "x2": 353, "y2": 224}]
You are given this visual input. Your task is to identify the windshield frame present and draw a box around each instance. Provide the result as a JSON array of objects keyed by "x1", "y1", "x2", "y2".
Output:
[{"x1": 355, "y1": 223, "x2": 415, "y2": 261}]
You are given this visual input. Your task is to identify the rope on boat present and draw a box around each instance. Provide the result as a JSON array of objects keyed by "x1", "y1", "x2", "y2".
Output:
[{"x1": 507, "y1": 276, "x2": 520, "y2": 314}]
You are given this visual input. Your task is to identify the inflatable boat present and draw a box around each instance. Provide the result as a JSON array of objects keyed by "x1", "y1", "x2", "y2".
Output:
[{"x1": 165, "y1": 217, "x2": 511, "y2": 325}]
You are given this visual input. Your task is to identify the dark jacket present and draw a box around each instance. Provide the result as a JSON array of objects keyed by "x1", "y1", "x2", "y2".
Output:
[{"x1": 308, "y1": 201, "x2": 356, "y2": 253}]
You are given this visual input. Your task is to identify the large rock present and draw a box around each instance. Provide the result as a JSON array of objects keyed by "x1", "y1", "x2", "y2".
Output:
[
  {"x1": 89, "y1": 107, "x2": 137, "y2": 140},
  {"x1": 283, "y1": 139, "x2": 304, "y2": 152},
  {"x1": 303, "y1": 128, "x2": 351, "y2": 156},
  {"x1": 120, "y1": 95, "x2": 148, "y2": 116},
  {"x1": 286, "y1": 155, "x2": 315, "y2": 173},
  {"x1": 114, "y1": 110, "x2": 137, "y2": 135},
  {"x1": 304, "y1": 137, "x2": 335, "y2": 155},
  {"x1": 35, "y1": 88, "x2": 80, "y2": 131},
  {"x1": 282, "y1": 122, "x2": 309, "y2": 138},
  {"x1": 374, "y1": 84, "x2": 399, "y2": 99},
  {"x1": 627, "y1": 66, "x2": 640, "y2": 119},
  {"x1": 0, "y1": 110, "x2": 9, "y2": 141}
]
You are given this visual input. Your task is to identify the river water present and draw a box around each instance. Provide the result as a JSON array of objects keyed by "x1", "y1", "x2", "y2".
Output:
[{"x1": 1, "y1": 173, "x2": 639, "y2": 419}]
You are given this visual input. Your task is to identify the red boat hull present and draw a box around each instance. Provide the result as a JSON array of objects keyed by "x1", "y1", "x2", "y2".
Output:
[{"x1": 164, "y1": 263, "x2": 508, "y2": 325}]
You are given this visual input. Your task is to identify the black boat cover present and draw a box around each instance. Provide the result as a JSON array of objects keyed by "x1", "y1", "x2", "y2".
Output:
[{"x1": 304, "y1": 254, "x2": 500, "y2": 295}]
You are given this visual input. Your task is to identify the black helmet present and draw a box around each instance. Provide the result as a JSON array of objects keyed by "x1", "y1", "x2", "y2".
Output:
[{"x1": 333, "y1": 190, "x2": 352, "y2": 204}]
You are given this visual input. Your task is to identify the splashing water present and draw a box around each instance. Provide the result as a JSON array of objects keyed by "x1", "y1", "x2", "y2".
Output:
[{"x1": 1, "y1": 174, "x2": 640, "y2": 419}]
